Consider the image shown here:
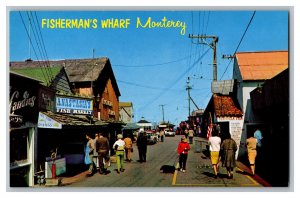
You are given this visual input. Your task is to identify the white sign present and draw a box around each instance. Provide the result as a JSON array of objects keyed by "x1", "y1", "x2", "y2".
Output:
[{"x1": 38, "y1": 112, "x2": 62, "y2": 129}]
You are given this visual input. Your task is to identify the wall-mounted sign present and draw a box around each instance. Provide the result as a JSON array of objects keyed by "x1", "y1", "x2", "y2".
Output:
[
  {"x1": 38, "y1": 112, "x2": 62, "y2": 129},
  {"x1": 55, "y1": 96, "x2": 93, "y2": 115},
  {"x1": 10, "y1": 90, "x2": 36, "y2": 114},
  {"x1": 103, "y1": 99, "x2": 113, "y2": 107}
]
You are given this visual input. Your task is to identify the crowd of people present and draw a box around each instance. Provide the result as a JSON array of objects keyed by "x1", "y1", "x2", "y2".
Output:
[
  {"x1": 84, "y1": 126, "x2": 262, "y2": 180},
  {"x1": 207, "y1": 125, "x2": 262, "y2": 179}
]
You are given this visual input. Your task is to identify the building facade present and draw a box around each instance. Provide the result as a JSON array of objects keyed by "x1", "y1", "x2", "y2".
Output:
[{"x1": 119, "y1": 102, "x2": 133, "y2": 124}]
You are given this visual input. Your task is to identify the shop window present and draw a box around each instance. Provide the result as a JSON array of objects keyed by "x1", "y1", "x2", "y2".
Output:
[{"x1": 10, "y1": 129, "x2": 29, "y2": 165}]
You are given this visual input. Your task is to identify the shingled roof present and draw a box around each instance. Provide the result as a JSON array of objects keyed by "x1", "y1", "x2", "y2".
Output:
[
  {"x1": 41, "y1": 111, "x2": 108, "y2": 127},
  {"x1": 213, "y1": 94, "x2": 243, "y2": 118},
  {"x1": 10, "y1": 66, "x2": 63, "y2": 86},
  {"x1": 10, "y1": 57, "x2": 121, "y2": 96},
  {"x1": 235, "y1": 51, "x2": 288, "y2": 81}
]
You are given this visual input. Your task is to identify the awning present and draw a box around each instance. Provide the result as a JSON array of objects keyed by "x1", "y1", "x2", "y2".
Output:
[
  {"x1": 38, "y1": 111, "x2": 108, "y2": 129},
  {"x1": 123, "y1": 123, "x2": 140, "y2": 130}
]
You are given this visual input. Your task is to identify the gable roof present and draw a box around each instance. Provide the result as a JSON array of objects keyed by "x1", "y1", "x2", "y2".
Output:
[
  {"x1": 119, "y1": 102, "x2": 133, "y2": 107},
  {"x1": 10, "y1": 66, "x2": 63, "y2": 86},
  {"x1": 235, "y1": 51, "x2": 288, "y2": 81},
  {"x1": 10, "y1": 57, "x2": 121, "y2": 96},
  {"x1": 213, "y1": 94, "x2": 243, "y2": 117},
  {"x1": 63, "y1": 58, "x2": 108, "y2": 82}
]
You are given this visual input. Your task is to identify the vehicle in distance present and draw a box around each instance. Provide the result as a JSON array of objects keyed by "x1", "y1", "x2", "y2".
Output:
[
  {"x1": 164, "y1": 130, "x2": 175, "y2": 137},
  {"x1": 146, "y1": 131, "x2": 158, "y2": 144}
]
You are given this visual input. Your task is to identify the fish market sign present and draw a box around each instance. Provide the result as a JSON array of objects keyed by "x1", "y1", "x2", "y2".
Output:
[{"x1": 55, "y1": 96, "x2": 93, "y2": 115}]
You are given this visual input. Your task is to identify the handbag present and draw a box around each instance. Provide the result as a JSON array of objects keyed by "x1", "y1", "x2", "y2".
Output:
[{"x1": 84, "y1": 143, "x2": 91, "y2": 165}]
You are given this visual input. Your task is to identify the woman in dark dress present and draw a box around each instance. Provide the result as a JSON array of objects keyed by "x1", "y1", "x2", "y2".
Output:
[{"x1": 220, "y1": 133, "x2": 237, "y2": 179}]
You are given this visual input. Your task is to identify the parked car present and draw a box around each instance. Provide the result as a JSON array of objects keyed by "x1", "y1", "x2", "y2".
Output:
[
  {"x1": 164, "y1": 130, "x2": 176, "y2": 137},
  {"x1": 146, "y1": 131, "x2": 158, "y2": 144}
]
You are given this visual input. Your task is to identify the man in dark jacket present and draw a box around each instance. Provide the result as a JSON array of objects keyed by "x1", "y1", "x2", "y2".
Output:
[
  {"x1": 136, "y1": 131, "x2": 148, "y2": 163},
  {"x1": 96, "y1": 132, "x2": 110, "y2": 174}
]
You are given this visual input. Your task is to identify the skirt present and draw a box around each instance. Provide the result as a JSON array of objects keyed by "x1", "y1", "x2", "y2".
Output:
[
  {"x1": 210, "y1": 151, "x2": 220, "y2": 165},
  {"x1": 248, "y1": 151, "x2": 257, "y2": 164}
]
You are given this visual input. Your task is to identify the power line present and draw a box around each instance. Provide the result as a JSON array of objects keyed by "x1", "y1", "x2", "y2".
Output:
[
  {"x1": 32, "y1": 12, "x2": 54, "y2": 80},
  {"x1": 18, "y1": 11, "x2": 50, "y2": 85},
  {"x1": 26, "y1": 12, "x2": 53, "y2": 83},
  {"x1": 117, "y1": 79, "x2": 184, "y2": 92},
  {"x1": 113, "y1": 54, "x2": 193, "y2": 68},
  {"x1": 138, "y1": 47, "x2": 210, "y2": 112},
  {"x1": 220, "y1": 11, "x2": 256, "y2": 80}
]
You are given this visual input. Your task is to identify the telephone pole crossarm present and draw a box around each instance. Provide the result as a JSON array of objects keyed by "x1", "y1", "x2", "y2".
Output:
[{"x1": 188, "y1": 34, "x2": 219, "y2": 81}]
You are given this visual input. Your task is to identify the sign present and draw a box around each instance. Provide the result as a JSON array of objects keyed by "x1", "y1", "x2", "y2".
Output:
[
  {"x1": 38, "y1": 112, "x2": 62, "y2": 129},
  {"x1": 10, "y1": 90, "x2": 36, "y2": 114},
  {"x1": 45, "y1": 157, "x2": 66, "y2": 178},
  {"x1": 55, "y1": 96, "x2": 93, "y2": 115}
]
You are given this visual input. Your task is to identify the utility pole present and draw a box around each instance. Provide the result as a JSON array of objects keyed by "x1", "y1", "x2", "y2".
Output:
[
  {"x1": 186, "y1": 77, "x2": 192, "y2": 117},
  {"x1": 159, "y1": 104, "x2": 165, "y2": 122},
  {"x1": 189, "y1": 34, "x2": 219, "y2": 81}
]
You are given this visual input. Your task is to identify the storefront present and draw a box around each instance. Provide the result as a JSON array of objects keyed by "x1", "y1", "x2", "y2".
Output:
[
  {"x1": 9, "y1": 72, "x2": 40, "y2": 187},
  {"x1": 36, "y1": 95, "x2": 108, "y2": 177}
]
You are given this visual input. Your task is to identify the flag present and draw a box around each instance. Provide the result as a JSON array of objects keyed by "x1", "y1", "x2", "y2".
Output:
[{"x1": 206, "y1": 112, "x2": 213, "y2": 140}]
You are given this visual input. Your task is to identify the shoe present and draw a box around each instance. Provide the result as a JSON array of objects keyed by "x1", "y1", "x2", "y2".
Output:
[
  {"x1": 182, "y1": 170, "x2": 186, "y2": 173},
  {"x1": 99, "y1": 171, "x2": 104, "y2": 175},
  {"x1": 214, "y1": 175, "x2": 218, "y2": 179},
  {"x1": 117, "y1": 170, "x2": 120, "y2": 174},
  {"x1": 104, "y1": 170, "x2": 111, "y2": 175},
  {"x1": 121, "y1": 169, "x2": 125, "y2": 172},
  {"x1": 86, "y1": 173, "x2": 93, "y2": 177},
  {"x1": 180, "y1": 168, "x2": 183, "y2": 172}
]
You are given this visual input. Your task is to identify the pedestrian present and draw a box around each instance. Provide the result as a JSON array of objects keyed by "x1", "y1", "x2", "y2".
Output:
[
  {"x1": 208, "y1": 127, "x2": 221, "y2": 178},
  {"x1": 220, "y1": 132, "x2": 237, "y2": 179},
  {"x1": 156, "y1": 131, "x2": 160, "y2": 142},
  {"x1": 113, "y1": 134, "x2": 125, "y2": 174},
  {"x1": 137, "y1": 131, "x2": 148, "y2": 163},
  {"x1": 188, "y1": 128, "x2": 194, "y2": 144},
  {"x1": 124, "y1": 135, "x2": 133, "y2": 162},
  {"x1": 96, "y1": 132, "x2": 110, "y2": 175},
  {"x1": 160, "y1": 130, "x2": 164, "y2": 142},
  {"x1": 177, "y1": 137, "x2": 190, "y2": 173},
  {"x1": 184, "y1": 129, "x2": 189, "y2": 139},
  {"x1": 246, "y1": 131, "x2": 258, "y2": 176},
  {"x1": 93, "y1": 133, "x2": 99, "y2": 169},
  {"x1": 85, "y1": 133, "x2": 96, "y2": 176}
]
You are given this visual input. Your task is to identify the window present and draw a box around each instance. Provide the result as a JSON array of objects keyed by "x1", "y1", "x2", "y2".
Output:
[{"x1": 10, "y1": 129, "x2": 29, "y2": 164}]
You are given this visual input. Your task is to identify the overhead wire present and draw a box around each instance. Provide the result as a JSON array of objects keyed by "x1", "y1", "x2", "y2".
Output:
[
  {"x1": 138, "y1": 47, "x2": 210, "y2": 112},
  {"x1": 32, "y1": 11, "x2": 54, "y2": 80},
  {"x1": 26, "y1": 12, "x2": 53, "y2": 83},
  {"x1": 18, "y1": 11, "x2": 50, "y2": 85},
  {"x1": 220, "y1": 11, "x2": 256, "y2": 80},
  {"x1": 113, "y1": 54, "x2": 195, "y2": 68}
]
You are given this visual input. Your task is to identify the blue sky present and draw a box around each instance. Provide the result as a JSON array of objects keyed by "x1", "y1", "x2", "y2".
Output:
[{"x1": 9, "y1": 10, "x2": 288, "y2": 125}]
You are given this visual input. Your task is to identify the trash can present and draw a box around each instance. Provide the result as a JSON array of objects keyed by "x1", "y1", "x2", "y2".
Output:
[{"x1": 194, "y1": 139, "x2": 201, "y2": 153}]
